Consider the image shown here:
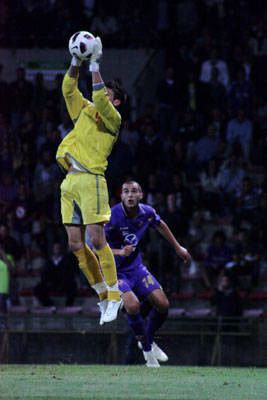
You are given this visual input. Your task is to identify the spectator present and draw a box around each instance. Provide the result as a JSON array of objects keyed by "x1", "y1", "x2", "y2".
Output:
[
  {"x1": 0, "y1": 1, "x2": 8, "y2": 46},
  {"x1": 8, "y1": 67, "x2": 33, "y2": 129},
  {"x1": 31, "y1": 72, "x2": 48, "y2": 113},
  {"x1": 208, "y1": 108, "x2": 226, "y2": 140},
  {"x1": 189, "y1": 123, "x2": 220, "y2": 170},
  {"x1": 34, "y1": 243, "x2": 78, "y2": 307},
  {"x1": 182, "y1": 69, "x2": 207, "y2": 114},
  {"x1": 257, "y1": 191, "x2": 267, "y2": 251},
  {"x1": 0, "y1": 113, "x2": 17, "y2": 171},
  {"x1": 12, "y1": 182, "x2": 36, "y2": 269},
  {"x1": 36, "y1": 107, "x2": 56, "y2": 153},
  {"x1": 225, "y1": 247, "x2": 259, "y2": 290},
  {"x1": 254, "y1": 96, "x2": 267, "y2": 133},
  {"x1": 156, "y1": 66, "x2": 179, "y2": 137},
  {"x1": 136, "y1": 121, "x2": 162, "y2": 175},
  {"x1": 165, "y1": 141, "x2": 187, "y2": 177},
  {"x1": 210, "y1": 273, "x2": 243, "y2": 317},
  {"x1": 160, "y1": 193, "x2": 184, "y2": 292},
  {"x1": 202, "y1": 230, "x2": 232, "y2": 289},
  {"x1": 120, "y1": 119, "x2": 140, "y2": 157},
  {"x1": 18, "y1": 110, "x2": 37, "y2": 157},
  {"x1": 0, "y1": 243, "x2": 15, "y2": 316},
  {"x1": 220, "y1": 152, "x2": 246, "y2": 213},
  {"x1": 186, "y1": 211, "x2": 206, "y2": 275},
  {"x1": 82, "y1": 0, "x2": 96, "y2": 19},
  {"x1": 39, "y1": 128, "x2": 61, "y2": 160},
  {"x1": 90, "y1": 8, "x2": 119, "y2": 46},
  {"x1": 199, "y1": 158, "x2": 223, "y2": 216},
  {"x1": 176, "y1": 0, "x2": 198, "y2": 35},
  {"x1": 165, "y1": 173, "x2": 193, "y2": 239},
  {"x1": 228, "y1": 66, "x2": 255, "y2": 116},
  {"x1": 133, "y1": 103, "x2": 156, "y2": 133},
  {"x1": 226, "y1": 109, "x2": 253, "y2": 162},
  {"x1": 205, "y1": 67, "x2": 227, "y2": 112},
  {"x1": 145, "y1": 173, "x2": 158, "y2": 207},
  {"x1": 57, "y1": 111, "x2": 72, "y2": 140},
  {"x1": 42, "y1": 178, "x2": 67, "y2": 258},
  {"x1": 46, "y1": 73, "x2": 65, "y2": 117},
  {"x1": 234, "y1": 177, "x2": 261, "y2": 229},
  {"x1": 0, "y1": 223, "x2": 21, "y2": 263},
  {"x1": 33, "y1": 148, "x2": 60, "y2": 204},
  {"x1": 0, "y1": 64, "x2": 9, "y2": 116},
  {"x1": 229, "y1": 229, "x2": 261, "y2": 288},
  {"x1": 106, "y1": 136, "x2": 134, "y2": 183},
  {"x1": 0, "y1": 173, "x2": 18, "y2": 219},
  {"x1": 13, "y1": 154, "x2": 33, "y2": 191},
  {"x1": 177, "y1": 108, "x2": 201, "y2": 146},
  {"x1": 199, "y1": 48, "x2": 229, "y2": 88}
]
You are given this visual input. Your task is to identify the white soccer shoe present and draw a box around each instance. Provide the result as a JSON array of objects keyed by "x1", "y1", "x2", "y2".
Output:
[
  {"x1": 151, "y1": 342, "x2": 168, "y2": 362},
  {"x1": 102, "y1": 299, "x2": 122, "y2": 323},
  {"x1": 97, "y1": 299, "x2": 108, "y2": 326},
  {"x1": 143, "y1": 350, "x2": 160, "y2": 368},
  {"x1": 138, "y1": 341, "x2": 168, "y2": 362}
]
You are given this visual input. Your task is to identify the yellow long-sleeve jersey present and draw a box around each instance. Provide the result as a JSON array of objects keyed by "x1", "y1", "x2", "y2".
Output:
[{"x1": 56, "y1": 72, "x2": 121, "y2": 175}]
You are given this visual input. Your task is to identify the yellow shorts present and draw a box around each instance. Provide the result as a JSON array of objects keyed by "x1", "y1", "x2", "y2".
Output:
[{"x1": 60, "y1": 173, "x2": 111, "y2": 225}]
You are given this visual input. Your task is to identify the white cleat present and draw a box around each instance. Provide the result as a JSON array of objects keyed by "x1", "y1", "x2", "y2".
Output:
[
  {"x1": 97, "y1": 299, "x2": 108, "y2": 326},
  {"x1": 151, "y1": 342, "x2": 168, "y2": 362},
  {"x1": 102, "y1": 299, "x2": 122, "y2": 323},
  {"x1": 138, "y1": 341, "x2": 168, "y2": 362},
  {"x1": 143, "y1": 350, "x2": 160, "y2": 368}
]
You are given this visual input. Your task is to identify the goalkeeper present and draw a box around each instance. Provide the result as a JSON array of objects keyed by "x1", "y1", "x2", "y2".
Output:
[{"x1": 56, "y1": 36, "x2": 125, "y2": 323}]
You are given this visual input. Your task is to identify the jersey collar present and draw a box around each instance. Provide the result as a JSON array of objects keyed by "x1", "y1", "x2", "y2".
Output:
[{"x1": 121, "y1": 202, "x2": 145, "y2": 220}]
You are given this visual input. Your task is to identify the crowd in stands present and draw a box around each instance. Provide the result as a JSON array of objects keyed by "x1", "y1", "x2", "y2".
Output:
[{"x1": 0, "y1": 0, "x2": 266, "y2": 315}]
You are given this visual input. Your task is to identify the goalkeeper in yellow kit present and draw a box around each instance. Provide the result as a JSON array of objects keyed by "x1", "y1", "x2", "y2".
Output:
[{"x1": 56, "y1": 36, "x2": 124, "y2": 323}]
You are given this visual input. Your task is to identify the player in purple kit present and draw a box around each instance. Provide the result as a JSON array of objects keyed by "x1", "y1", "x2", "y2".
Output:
[{"x1": 105, "y1": 181, "x2": 191, "y2": 367}]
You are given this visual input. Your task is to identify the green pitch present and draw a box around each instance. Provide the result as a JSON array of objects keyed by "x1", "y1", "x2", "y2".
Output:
[{"x1": 0, "y1": 365, "x2": 266, "y2": 400}]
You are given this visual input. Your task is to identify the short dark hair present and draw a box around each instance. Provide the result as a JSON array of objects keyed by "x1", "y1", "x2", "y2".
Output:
[
  {"x1": 105, "y1": 79, "x2": 126, "y2": 104},
  {"x1": 122, "y1": 180, "x2": 142, "y2": 192}
]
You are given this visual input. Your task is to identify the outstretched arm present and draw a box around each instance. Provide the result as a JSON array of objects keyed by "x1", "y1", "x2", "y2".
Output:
[{"x1": 156, "y1": 220, "x2": 191, "y2": 265}]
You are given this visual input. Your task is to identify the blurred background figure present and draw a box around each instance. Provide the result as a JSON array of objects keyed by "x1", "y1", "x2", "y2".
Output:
[
  {"x1": 210, "y1": 273, "x2": 243, "y2": 317},
  {"x1": 34, "y1": 243, "x2": 79, "y2": 307}
]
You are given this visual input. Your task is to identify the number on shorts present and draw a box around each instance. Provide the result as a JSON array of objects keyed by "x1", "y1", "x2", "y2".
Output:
[{"x1": 142, "y1": 274, "x2": 154, "y2": 288}]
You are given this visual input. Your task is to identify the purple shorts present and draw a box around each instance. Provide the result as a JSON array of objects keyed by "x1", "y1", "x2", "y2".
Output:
[{"x1": 117, "y1": 264, "x2": 161, "y2": 300}]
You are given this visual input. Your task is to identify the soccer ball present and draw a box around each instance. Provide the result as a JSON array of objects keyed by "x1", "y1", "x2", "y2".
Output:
[{"x1": 68, "y1": 31, "x2": 95, "y2": 60}]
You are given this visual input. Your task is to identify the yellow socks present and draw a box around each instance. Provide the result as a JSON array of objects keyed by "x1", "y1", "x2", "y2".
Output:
[
  {"x1": 74, "y1": 244, "x2": 120, "y2": 302},
  {"x1": 96, "y1": 244, "x2": 120, "y2": 301},
  {"x1": 74, "y1": 245, "x2": 107, "y2": 301}
]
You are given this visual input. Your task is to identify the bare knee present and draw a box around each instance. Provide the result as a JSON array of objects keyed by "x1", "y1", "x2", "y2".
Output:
[
  {"x1": 124, "y1": 298, "x2": 140, "y2": 315},
  {"x1": 87, "y1": 225, "x2": 106, "y2": 251},
  {"x1": 154, "y1": 297, "x2": 170, "y2": 314},
  {"x1": 65, "y1": 225, "x2": 85, "y2": 253},
  {"x1": 91, "y1": 236, "x2": 104, "y2": 251},
  {"x1": 148, "y1": 289, "x2": 170, "y2": 313},
  {"x1": 68, "y1": 238, "x2": 84, "y2": 253}
]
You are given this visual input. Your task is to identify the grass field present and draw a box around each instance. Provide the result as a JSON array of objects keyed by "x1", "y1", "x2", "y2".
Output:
[{"x1": 0, "y1": 365, "x2": 266, "y2": 400}]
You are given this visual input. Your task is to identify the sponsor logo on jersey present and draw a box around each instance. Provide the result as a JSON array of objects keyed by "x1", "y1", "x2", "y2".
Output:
[{"x1": 124, "y1": 233, "x2": 138, "y2": 250}]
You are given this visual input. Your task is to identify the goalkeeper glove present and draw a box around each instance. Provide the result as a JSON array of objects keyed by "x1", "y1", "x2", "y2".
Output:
[
  {"x1": 71, "y1": 56, "x2": 83, "y2": 67},
  {"x1": 89, "y1": 37, "x2": 103, "y2": 72}
]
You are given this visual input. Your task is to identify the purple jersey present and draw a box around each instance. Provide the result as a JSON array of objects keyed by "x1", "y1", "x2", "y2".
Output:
[{"x1": 105, "y1": 202, "x2": 161, "y2": 272}]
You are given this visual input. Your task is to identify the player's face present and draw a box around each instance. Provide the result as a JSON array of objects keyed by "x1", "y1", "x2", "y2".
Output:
[
  {"x1": 107, "y1": 88, "x2": 114, "y2": 103},
  {"x1": 121, "y1": 183, "x2": 143, "y2": 208},
  {"x1": 107, "y1": 88, "x2": 120, "y2": 108}
]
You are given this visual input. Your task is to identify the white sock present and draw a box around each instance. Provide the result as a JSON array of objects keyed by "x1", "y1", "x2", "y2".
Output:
[
  {"x1": 92, "y1": 282, "x2": 107, "y2": 296},
  {"x1": 106, "y1": 282, "x2": 119, "y2": 292}
]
